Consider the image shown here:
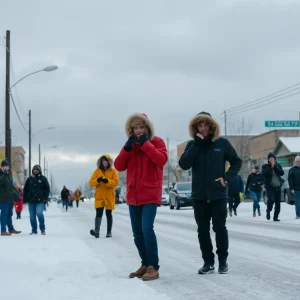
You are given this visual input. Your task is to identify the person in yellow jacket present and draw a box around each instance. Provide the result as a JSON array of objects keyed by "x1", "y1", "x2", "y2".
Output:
[
  {"x1": 73, "y1": 188, "x2": 82, "y2": 208},
  {"x1": 89, "y1": 154, "x2": 119, "y2": 238}
]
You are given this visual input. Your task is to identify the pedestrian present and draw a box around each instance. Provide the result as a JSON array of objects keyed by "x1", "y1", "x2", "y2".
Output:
[
  {"x1": 288, "y1": 155, "x2": 300, "y2": 219},
  {"x1": 74, "y1": 188, "x2": 82, "y2": 208},
  {"x1": 245, "y1": 165, "x2": 265, "y2": 217},
  {"x1": 262, "y1": 153, "x2": 284, "y2": 221},
  {"x1": 89, "y1": 154, "x2": 119, "y2": 238},
  {"x1": 226, "y1": 165, "x2": 244, "y2": 217},
  {"x1": 179, "y1": 112, "x2": 242, "y2": 275},
  {"x1": 61, "y1": 186, "x2": 70, "y2": 212},
  {"x1": 115, "y1": 113, "x2": 168, "y2": 281},
  {"x1": 0, "y1": 160, "x2": 22, "y2": 236},
  {"x1": 13, "y1": 179, "x2": 24, "y2": 219},
  {"x1": 23, "y1": 165, "x2": 50, "y2": 235}
]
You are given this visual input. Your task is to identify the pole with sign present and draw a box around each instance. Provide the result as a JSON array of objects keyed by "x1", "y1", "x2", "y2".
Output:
[{"x1": 265, "y1": 120, "x2": 300, "y2": 127}]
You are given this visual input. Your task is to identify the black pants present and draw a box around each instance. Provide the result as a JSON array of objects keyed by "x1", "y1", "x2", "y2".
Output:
[
  {"x1": 16, "y1": 212, "x2": 21, "y2": 219},
  {"x1": 228, "y1": 193, "x2": 240, "y2": 211},
  {"x1": 193, "y1": 199, "x2": 228, "y2": 264},
  {"x1": 96, "y1": 207, "x2": 112, "y2": 218},
  {"x1": 266, "y1": 187, "x2": 281, "y2": 220},
  {"x1": 76, "y1": 201, "x2": 79, "y2": 208}
]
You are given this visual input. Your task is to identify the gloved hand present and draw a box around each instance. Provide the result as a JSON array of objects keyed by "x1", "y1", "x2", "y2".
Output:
[
  {"x1": 138, "y1": 134, "x2": 148, "y2": 146},
  {"x1": 194, "y1": 135, "x2": 203, "y2": 147},
  {"x1": 102, "y1": 178, "x2": 109, "y2": 184},
  {"x1": 124, "y1": 135, "x2": 137, "y2": 152},
  {"x1": 97, "y1": 177, "x2": 103, "y2": 183}
]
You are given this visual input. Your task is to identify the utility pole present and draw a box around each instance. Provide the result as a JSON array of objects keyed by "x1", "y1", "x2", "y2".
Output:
[
  {"x1": 39, "y1": 144, "x2": 41, "y2": 165},
  {"x1": 5, "y1": 30, "x2": 11, "y2": 168},
  {"x1": 224, "y1": 110, "x2": 227, "y2": 137},
  {"x1": 44, "y1": 156, "x2": 46, "y2": 174},
  {"x1": 28, "y1": 110, "x2": 31, "y2": 175},
  {"x1": 167, "y1": 137, "x2": 170, "y2": 192}
]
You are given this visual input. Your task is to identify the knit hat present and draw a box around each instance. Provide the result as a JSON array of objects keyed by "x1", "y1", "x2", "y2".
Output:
[
  {"x1": 295, "y1": 155, "x2": 300, "y2": 162},
  {"x1": 268, "y1": 152, "x2": 276, "y2": 160},
  {"x1": 1, "y1": 160, "x2": 9, "y2": 167},
  {"x1": 197, "y1": 111, "x2": 212, "y2": 118}
]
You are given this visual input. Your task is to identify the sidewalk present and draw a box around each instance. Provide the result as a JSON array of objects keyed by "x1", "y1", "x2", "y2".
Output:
[{"x1": 0, "y1": 204, "x2": 170, "y2": 300}]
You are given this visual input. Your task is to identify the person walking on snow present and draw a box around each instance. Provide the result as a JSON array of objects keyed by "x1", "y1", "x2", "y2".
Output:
[
  {"x1": 89, "y1": 154, "x2": 119, "y2": 238},
  {"x1": 179, "y1": 112, "x2": 242, "y2": 275},
  {"x1": 288, "y1": 155, "x2": 300, "y2": 219},
  {"x1": 61, "y1": 186, "x2": 70, "y2": 212},
  {"x1": 245, "y1": 165, "x2": 265, "y2": 217},
  {"x1": 0, "y1": 160, "x2": 22, "y2": 236},
  {"x1": 23, "y1": 165, "x2": 50, "y2": 235},
  {"x1": 226, "y1": 165, "x2": 244, "y2": 217},
  {"x1": 13, "y1": 179, "x2": 24, "y2": 219},
  {"x1": 74, "y1": 188, "x2": 82, "y2": 208},
  {"x1": 262, "y1": 153, "x2": 284, "y2": 222},
  {"x1": 114, "y1": 113, "x2": 168, "y2": 281}
]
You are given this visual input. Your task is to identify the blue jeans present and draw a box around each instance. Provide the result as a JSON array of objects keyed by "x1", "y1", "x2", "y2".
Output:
[
  {"x1": 129, "y1": 204, "x2": 159, "y2": 270},
  {"x1": 250, "y1": 191, "x2": 261, "y2": 213},
  {"x1": 294, "y1": 190, "x2": 300, "y2": 217},
  {"x1": 0, "y1": 203, "x2": 10, "y2": 232},
  {"x1": 29, "y1": 203, "x2": 45, "y2": 232}
]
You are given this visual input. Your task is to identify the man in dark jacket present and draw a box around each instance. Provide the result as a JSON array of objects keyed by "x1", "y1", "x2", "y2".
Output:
[
  {"x1": 0, "y1": 160, "x2": 21, "y2": 236},
  {"x1": 262, "y1": 153, "x2": 284, "y2": 221},
  {"x1": 61, "y1": 186, "x2": 70, "y2": 212},
  {"x1": 179, "y1": 112, "x2": 242, "y2": 275},
  {"x1": 23, "y1": 165, "x2": 50, "y2": 235},
  {"x1": 288, "y1": 155, "x2": 300, "y2": 219},
  {"x1": 227, "y1": 168, "x2": 244, "y2": 217}
]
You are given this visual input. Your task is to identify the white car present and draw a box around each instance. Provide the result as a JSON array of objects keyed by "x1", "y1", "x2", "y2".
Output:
[{"x1": 161, "y1": 188, "x2": 170, "y2": 206}]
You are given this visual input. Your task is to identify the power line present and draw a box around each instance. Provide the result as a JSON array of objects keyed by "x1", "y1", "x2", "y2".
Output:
[{"x1": 10, "y1": 92, "x2": 28, "y2": 133}]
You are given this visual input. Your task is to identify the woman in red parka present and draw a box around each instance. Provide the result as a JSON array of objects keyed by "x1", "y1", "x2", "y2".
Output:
[{"x1": 13, "y1": 180, "x2": 23, "y2": 219}]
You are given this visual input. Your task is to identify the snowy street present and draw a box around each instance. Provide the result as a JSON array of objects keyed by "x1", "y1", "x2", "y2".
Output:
[{"x1": 2, "y1": 201, "x2": 300, "y2": 300}]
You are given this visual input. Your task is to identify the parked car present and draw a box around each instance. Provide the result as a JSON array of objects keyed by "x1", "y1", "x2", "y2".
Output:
[
  {"x1": 263, "y1": 167, "x2": 294, "y2": 205},
  {"x1": 169, "y1": 182, "x2": 192, "y2": 210},
  {"x1": 161, "y1": 188, "x2": 169, "y2": 206}
]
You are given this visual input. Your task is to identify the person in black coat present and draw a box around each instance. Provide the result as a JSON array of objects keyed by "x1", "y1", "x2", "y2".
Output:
[
  {"x1": 245, "y1": 165, "x2": 265, "y2": 217},
  {"x1": 61, "y1": 186, "x2": 70, "y2": 212},
  {"x1": 262, "y1": 153, "x2": 284, "y2": 221},
  {"x1": 23, "y1": 165, "x2": 50, "y2": 235},
  {"x1": 288, "y1": 155, "x2": 300, "y2": 218},
  {"x1": 179, "y1": 112, "x2": 242, "y2": 275}
]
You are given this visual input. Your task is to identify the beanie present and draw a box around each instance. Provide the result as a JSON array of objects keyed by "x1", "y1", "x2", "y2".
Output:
[
  {"x1": 268, "y1": 152, "x2": 276, "y2": 160},
  {"x1": 197, "y1": 111, "x2": 212, "y2": 118},
  {"x1": 1, "y1": 160, "x2": 9, "y2": 167}
]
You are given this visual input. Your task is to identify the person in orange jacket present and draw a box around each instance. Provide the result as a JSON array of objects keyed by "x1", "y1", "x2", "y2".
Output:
[
  {"x1": 89, "y1": 154, "x2": 119, "y2": 238},
  {"x1": 73, "y1": 188, "x2": 82, "y2": 208},
  {"x1": 13, "y1": 180, "x2": 24, "y2": 219}
]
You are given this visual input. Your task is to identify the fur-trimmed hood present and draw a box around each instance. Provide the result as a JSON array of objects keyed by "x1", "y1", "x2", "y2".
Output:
[
  {"x1": 97, "y1": 153, "x2": 113, "y2": 169},
  {"x1": 189, "y1": 112, "x2": 220, "y2": 142},
  {"x1": 125, "y1": 113, "x2": 155, "y2": 140}
]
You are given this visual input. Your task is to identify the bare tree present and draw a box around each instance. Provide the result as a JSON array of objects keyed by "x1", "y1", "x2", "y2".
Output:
[{"x1": 168, "y1": 149, "x2": 179, "y2": 183}]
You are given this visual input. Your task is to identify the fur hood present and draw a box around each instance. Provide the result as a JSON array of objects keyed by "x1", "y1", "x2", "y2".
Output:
[
  {"x1": 189, "y1": 112, "x2": 220, "y2": 142},
  {"x1": 97, "y1": 153, "x2": 113, "y2": 169},
  {"x1": 125, "y1": 113, "x2": 155, "y2": 140}
]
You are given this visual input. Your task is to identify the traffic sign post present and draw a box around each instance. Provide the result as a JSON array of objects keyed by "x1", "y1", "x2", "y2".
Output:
[{"x1": 265, "y1": 120, "x2": 300, "y2": 128}]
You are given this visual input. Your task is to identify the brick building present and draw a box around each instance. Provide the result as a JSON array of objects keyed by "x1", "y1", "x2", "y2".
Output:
[{"x1": 0, "y1": 146, "x2": 26, "y2": 185}]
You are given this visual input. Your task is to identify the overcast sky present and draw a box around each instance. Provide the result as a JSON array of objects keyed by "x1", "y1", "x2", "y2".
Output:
[{"x1": 1, "y1": 0, "x2": 300, "y2": 191}]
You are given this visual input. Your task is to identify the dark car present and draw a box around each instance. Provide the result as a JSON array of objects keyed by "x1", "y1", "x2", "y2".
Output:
[
  {"x1": 169, "y1": 182, "x2": 192, "y2": 210},
  {"x1": 263, "y1": 167, "x2": 295, "y2": 205}
]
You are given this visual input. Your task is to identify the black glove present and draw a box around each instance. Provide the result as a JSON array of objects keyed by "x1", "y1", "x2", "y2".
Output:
[
  {"x1": 138, "y1": 134, "x2": 148, "y2": 146},
  {"x1": 102, "y1": 178, "x2": 109, "y2": 184},
  {"x1": 97, "y1": 177, "x2": 103, "y2": 183},
  {"x1": 124, "y1": 135, "x2": 137, "y2": 152},
  {"x1": 194, "y1": 135, "x2": 203, "y2": 147}
]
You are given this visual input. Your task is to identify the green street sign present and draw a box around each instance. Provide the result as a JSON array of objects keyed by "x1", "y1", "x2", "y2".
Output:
[
  {"x1": 265, "y1": 120, "x2": 300, "y2": 127},
  {"x1": 277, "y1": 158, "x2": 288, "y2": 164}
]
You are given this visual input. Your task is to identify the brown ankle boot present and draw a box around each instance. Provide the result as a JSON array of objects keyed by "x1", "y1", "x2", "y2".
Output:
[
  {"x1": 142, "y1": 267, "x2": 159, "y2": 281},
  {"x1": 9, "y1": 229, "x2": 21, "y2": 234},
  {"x1": 1, "y1": 231, "x2": 12, "y2": 236},
  {"x1": 129, "y1": 265, "x2": 147, "y2": 278}
]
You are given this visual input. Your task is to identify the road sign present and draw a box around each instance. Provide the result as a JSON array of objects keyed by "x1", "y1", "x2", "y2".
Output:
[
  {"x1": 265, "y1": 120, "x2": 300, "y2": 127},
  {"x1": 277, "y1": 158, "x2": 288, "y2": 165}
]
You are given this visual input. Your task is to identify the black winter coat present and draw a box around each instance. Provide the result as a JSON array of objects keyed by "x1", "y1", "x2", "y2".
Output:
[
  {"x1": 262, "y1": 163, "x2": 284, "y2": 189},
  {"x1": 228, "y1": 175, "x2": 244, "y2": 195},
  {"x1": 179, "y1": 138, "x2": 242, "y2": 201},
  {"x1": 61, "y1": 189, "x2": 70, "y2": 200},
  {"x1": 23, "y1": 174, "x2": 50, "y2": 204},
  {"x1": 0, "y1": 169, "x2": 14, "y2": 203},
  {"x1": 288, "y1": 166, "x2": 300, "y2": 191},
  {"x1": 245, "y1": 172, "x2": 265, "y2": 193}
]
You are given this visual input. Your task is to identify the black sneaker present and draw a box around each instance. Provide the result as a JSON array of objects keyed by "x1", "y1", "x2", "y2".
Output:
[
  {"x1": 266, "y1": 210, "x2": 270, "y2": 220},
  {"x1": 198, "y1": 263, "x2": 215, "y2": 274},
  {"x1": 30, "y1": 232, "x2": 38, "y2": 235},
  {"x1": 233, "y1": 209, "x2": 237, "y2": 216},
  {"x1": 41, "y1": 231, "x2": 46, "y2": 235},
  {"x1": 273, "y1": 219, "x2": 280, "y2": 222},
  {"x1": 218, "y1": 261, "x2": 229, "y2": 274}
]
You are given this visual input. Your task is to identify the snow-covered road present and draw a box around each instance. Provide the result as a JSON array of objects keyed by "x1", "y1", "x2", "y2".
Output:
[{"x1": 75, "y1": 201, "x2": 300, "y2": 300}]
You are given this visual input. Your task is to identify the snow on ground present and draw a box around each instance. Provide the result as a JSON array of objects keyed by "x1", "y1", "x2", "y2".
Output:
[{"x1": 1, "y1": 200, "x2": 300, "y2": 300}]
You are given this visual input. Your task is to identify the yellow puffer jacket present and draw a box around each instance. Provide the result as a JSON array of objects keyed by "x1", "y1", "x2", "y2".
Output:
[
  {"x1": 73, "y1": 189, "x2": 82, "y2": 201},
  {"x1": 89, "y1": 154, "x2": 119, "y2": 210}
]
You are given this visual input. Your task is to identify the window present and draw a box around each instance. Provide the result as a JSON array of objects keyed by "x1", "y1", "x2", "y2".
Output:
[{"x1": 176, "y1": 182, "x2": 192, "y2": 191}]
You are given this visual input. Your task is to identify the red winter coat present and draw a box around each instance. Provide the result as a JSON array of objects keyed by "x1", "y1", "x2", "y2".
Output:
[
  {"x1": 114, "y1": 137, "x2": 168, "y2": 206},
  {"x1": 14, "y1": 188, "x2": 24, "y2": 212}
]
